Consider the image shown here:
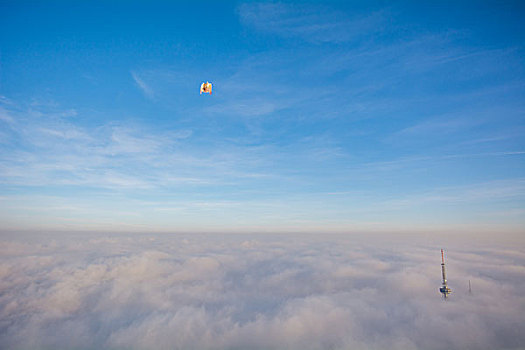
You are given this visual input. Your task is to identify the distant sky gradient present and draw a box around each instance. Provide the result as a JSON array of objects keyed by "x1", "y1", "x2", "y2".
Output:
[{"x1": 1, "y1": 1, "x2": 524, "y2": 234}]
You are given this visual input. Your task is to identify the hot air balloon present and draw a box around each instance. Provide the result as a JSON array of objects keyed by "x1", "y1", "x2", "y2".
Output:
[{"x1": 200, "y1": 82, "x2": 212, "y2": 94}]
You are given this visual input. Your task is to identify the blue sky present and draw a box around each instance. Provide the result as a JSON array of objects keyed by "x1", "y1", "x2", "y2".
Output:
[{"x1": 1, "y1": 1, "x2": 524, "y2": 234}]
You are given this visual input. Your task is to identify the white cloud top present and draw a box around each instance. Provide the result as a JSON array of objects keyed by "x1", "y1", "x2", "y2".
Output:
[{"x1": 1, "y1": 233, "x2": 524, "y2": 349}]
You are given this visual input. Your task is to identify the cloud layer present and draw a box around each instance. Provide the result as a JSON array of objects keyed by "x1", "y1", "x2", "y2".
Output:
[{"x1": 1, "y1": 232, "x2": 524, "y2": 349}]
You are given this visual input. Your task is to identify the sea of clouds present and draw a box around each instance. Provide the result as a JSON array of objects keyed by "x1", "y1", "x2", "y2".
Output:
[{"x1": 0, "y1": 232, "x2": 524, "y2": 350}]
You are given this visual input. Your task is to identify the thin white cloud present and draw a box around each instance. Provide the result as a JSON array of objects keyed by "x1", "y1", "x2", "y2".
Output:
[
  {"x1": 0, "y1": 106, "x2": 15, "y2": 124},
  {"x1": 131, "y1": 71, "x2": 155, "y2": 99},
  {"x1": 381, "y1": 178, "x2": 525, "y2": 208},
  {"x1": 0, "y1": 103, "x2": 213, "y2": 190},
  {"x1": 396, "y1": 117, "x2": 482, "y2": 136},
  {"x1": 238, "y1": 3, "x2": 385, "y2": 43}
]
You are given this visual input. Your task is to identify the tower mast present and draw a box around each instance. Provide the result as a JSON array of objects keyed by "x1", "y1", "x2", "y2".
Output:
[{"x1": 439, "y1": 249, "x2": 452, "y2": 299}]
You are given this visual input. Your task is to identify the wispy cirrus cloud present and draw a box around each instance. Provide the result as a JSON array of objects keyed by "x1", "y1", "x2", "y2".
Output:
[
  {"x1": 395, "y1": 116, "x2": 484, "y2": 136},
  {"x1": 237, "y1": 2, "x2": 385, "y2": 43},
  {"x1": 0, "y1": 101, "x2": 206, "y2": 190},
  {"x1": 131, "y1": 71, "x2": 155, "y2": 99},
  {"x1": 383, "y1": 178, "x2": 525, "y2": 207},
  {"x1": 1, "y1": 95, "x2": 523, "y2": 233},
  {"x1": 0, "y1": 106, "x2": 15, "y2": 124}
]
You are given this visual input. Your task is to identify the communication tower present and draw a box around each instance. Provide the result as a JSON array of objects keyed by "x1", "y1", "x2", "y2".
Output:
[{"x1": 439, "y1": 249, "x2": 452, "y2": 299}]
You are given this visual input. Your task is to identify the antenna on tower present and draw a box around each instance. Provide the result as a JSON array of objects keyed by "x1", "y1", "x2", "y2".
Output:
[{"x1": 439, "y1": 249, "x2": 452, "y2": 299}]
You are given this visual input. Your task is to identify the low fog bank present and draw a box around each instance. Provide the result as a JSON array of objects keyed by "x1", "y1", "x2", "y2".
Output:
[{"x1": 1, "y1": 232, "x2": 524, "y2": 350}]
